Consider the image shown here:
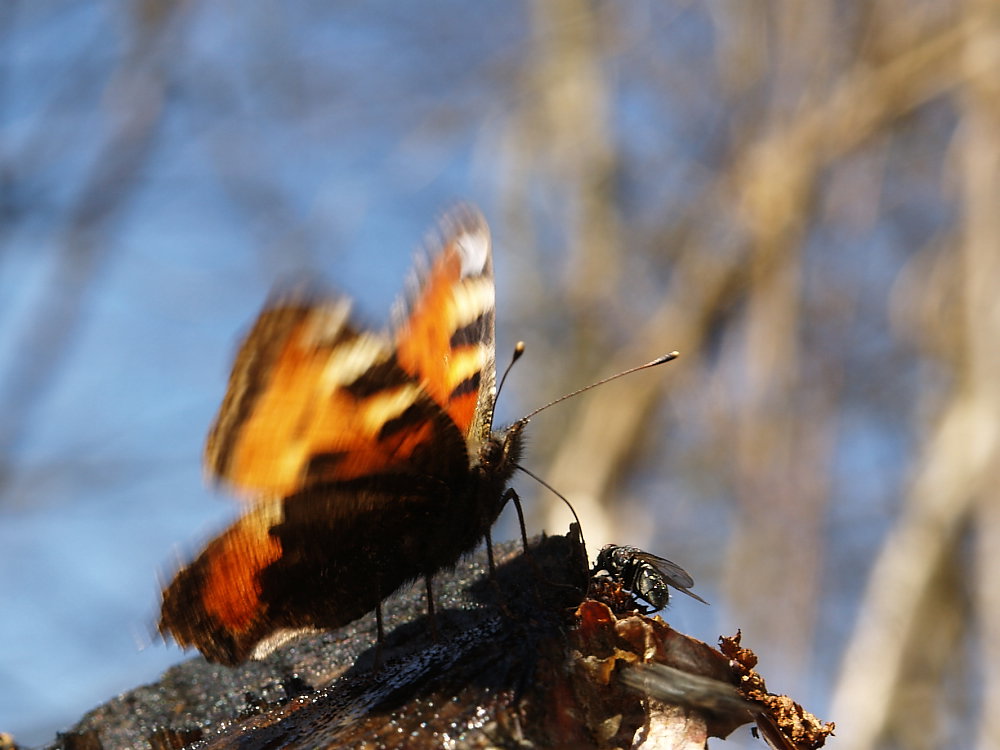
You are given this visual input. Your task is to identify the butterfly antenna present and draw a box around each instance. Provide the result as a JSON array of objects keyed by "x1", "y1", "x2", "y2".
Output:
[
  {"x1": 518, "y1": 351, "x2": 679, "y2": 423},
  {"x1": 514, "y1": 462, "x2": 587, "y2": 559},
  {"x1": 491, "y1": 341, "x2": 526, "y2": 423}
]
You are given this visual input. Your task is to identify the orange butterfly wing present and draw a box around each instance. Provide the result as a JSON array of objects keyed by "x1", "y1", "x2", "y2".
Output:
[
  {"x1": 204, "y1": 207, "x2": 497, "y2": 500},
  {"x1": 395, "y1": 206, "x2": 497, "y2": 446}
]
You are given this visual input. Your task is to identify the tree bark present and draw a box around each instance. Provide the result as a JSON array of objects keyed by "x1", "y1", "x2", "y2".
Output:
[{"x1": 47, "y1": 530, "x2": 829, "y2": 750}]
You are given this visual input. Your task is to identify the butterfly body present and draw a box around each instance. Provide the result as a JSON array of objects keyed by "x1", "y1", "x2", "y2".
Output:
[{"x1": 159, "y1": 208, "x2": 527, "y2": 665}]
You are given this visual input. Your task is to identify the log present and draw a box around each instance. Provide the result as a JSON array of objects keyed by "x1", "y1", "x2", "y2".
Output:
[{"x1": 45, "y1": 528, "x2": 832, "y2": 749}]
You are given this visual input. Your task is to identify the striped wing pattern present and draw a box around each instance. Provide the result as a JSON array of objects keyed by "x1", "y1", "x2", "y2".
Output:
[{"x1": 204, "y1": 206, "x2": 496, "y2": 498}]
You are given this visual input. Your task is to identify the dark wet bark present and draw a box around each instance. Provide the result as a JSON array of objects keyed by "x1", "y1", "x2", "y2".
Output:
[{"x1": 48, "y1": 529, "x2": 830, "y2": 750}]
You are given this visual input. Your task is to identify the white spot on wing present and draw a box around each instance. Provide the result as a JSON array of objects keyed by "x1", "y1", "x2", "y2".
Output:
[
  {"x1": 451, "y1": 277, "x2": 495, "y2": 328},
  {"x1": 361, "y1": 383, "x2": 424, "y2": 433},
  {"x1": 302, "y1": 299, "x2": 352, "y2": 346},
  {"x1": 321, "y1": 334, "x2": 390, "y2": 387},
  {"x1": 455, "y1": 225, "x2": 490, "y2": 278}
]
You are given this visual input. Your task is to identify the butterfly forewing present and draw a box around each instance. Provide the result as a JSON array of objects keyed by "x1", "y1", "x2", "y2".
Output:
[
  {"x1": 204, "y1": 296, "x2": 469, "y2": 499},
  {"x1": 394, "y1": 207, "x2": 497, "y2": 446}
]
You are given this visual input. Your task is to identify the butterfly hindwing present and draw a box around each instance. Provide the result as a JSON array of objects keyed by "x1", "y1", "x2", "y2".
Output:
[
  {"x1": 160, "y1": 498, "x2": 285, "y2": 663},
  {"x1": 161, "y1": 474, "x2": 483, "y2": 665}
]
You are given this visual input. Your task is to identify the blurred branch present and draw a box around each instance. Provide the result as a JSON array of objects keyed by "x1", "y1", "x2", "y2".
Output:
[
  {"x1": 536, "y1": 7, "x2": 978, "y2": 553},
  {"x1": 830, "y1": 4, "x2": 1000, "y2": 748},
  {"x1": 962, "y1": 6, "x2": 1000, "y2": 747},
  {"x1": 503, "y1": 0, "x2": 626, "y2": 544}
]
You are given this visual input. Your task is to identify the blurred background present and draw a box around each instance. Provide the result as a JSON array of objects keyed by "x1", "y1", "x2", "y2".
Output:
[{"x1": 1, "y1": 2, "x2": 997, "y2": 748}]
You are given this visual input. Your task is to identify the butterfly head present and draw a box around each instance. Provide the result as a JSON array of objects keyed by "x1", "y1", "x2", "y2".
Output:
[{"x1": 476, "y1": 417, "x2": 527, "y2": 484}]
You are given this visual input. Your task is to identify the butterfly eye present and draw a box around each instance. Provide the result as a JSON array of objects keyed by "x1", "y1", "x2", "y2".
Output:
[{"x1": 480, "y1": 438, "x2": 503, "y2": 469}]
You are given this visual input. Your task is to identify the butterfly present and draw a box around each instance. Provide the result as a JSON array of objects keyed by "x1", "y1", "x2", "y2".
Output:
[{"x1": 158, "y1": 206, "x2": 528, "y2": 665}]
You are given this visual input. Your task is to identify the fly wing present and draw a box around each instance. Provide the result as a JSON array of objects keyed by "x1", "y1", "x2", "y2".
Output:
[{"x1": 634, "y1": 551, "x2": 709, "y2": 604}]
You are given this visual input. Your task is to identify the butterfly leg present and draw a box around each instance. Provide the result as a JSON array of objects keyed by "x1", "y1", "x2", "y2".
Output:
[
  {"x1": 505, "y1": 487, "x2": 554, "y2": 610},
  {"x1": 504, "y1": 488, "x2": 530, "y2": 553},
  {"x1": 482, "y1": 528, "x2": 518, "y2": 618},
  {"x1": 424, "y1": 575, "x2": 440, "y2": 640},
  {"x1": 480, "y1": 490, "x2": 528, "y2": 583},
  {"x1": 485, "y1": 528, "x2": 496, "y2": 575}
]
